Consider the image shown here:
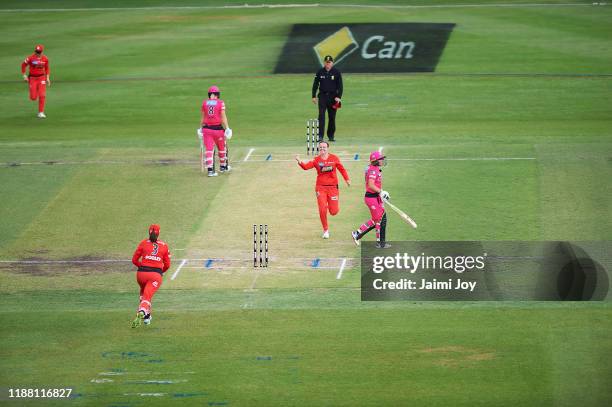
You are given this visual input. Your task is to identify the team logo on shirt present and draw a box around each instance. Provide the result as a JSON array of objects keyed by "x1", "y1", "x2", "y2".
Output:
[{"x1": 319, "y1": 162, "x2": 333, "y2": 172}]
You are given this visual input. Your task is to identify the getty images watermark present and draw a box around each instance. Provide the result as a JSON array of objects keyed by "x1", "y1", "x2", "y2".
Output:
[
  {"x1": 361, "y1": 241, "x2": 611, "y2": 301},
  {"x1": 371, "y1": 251, "x2": 486, "y2": 292}
]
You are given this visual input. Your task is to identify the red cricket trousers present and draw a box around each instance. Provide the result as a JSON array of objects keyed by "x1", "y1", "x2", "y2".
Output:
[
  {"x1": 136, "y1": 271, "x2": 163, "y2": 315},
  {"x1": 316, "y1": 185, "x2": 340, "y2": 231},
  {"x1": 28, "y1": 76, "x2": 47, "y2": 113}
]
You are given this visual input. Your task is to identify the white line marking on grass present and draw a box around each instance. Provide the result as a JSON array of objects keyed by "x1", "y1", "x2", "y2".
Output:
[
  {"x1": 244, "y1": 148, "x2": 255, "y2": 162},
  {"x1": 241, "y1": 157, "x2": 536, "y2": 162},
  {"x1": 0, "y1": 3, "x2": 593, "y2": 12},
  {"x1": 0, "y1": 257, "x2": 356, "y2": 265},
  {"x1": 388, "y1": 157, "x2": 536, "y2": 161},
  {"x1": 0, "y1": 259, "x2": 129, "y2": 264},
  {"x1": 170, "y1": 259, "x2": 187, "y2": 281},
  {"x1": 2, "y1": 156, "x2": 538, "y2": 167},
  {"x1": 320, "y1": 3, "x2": 592, "y2": 9},
  {"x1": 247, "y1": 270, "x2": 261, "y2": 291},
  {"x1": 336, "y1": 258, "x2": 348, "y2": 280}
]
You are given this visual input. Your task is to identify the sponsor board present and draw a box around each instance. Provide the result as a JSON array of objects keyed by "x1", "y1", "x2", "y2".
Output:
[{"x1": 275, "y1": 23, "x2": 455, "y2": 73}]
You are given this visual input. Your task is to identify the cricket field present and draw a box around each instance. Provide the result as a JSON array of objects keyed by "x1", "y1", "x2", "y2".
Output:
[{"x1": 1, "y1": 1, "x2": 611, "y2": 405}]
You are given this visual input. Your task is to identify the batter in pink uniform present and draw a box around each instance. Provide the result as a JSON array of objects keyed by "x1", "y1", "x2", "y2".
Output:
[
  {"x1": 200, "y1": 85, "x2": 232, "y2": 177},
  {"x1": 351, "y1": 151, "x2": 391, "y2": 248}
]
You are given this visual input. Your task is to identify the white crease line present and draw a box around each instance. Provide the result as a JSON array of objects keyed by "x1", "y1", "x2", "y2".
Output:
[
  {"x1": 1, "y1": 157, "x2": 540, "y2": 167},
  {"x1": 389, "y1": 157, "x2": 536, "y2": 161},
  {"x1": 244, "y1": 148, "x2": 255, "y2": 162},
  {"x1": 241, "y1": 157, "x2": 537, "y2": 162},
  {"x1": 0, "y1": 259, "x2": 129, "y2": 264},
  {"x1": 336, "y1": 258, "x2": 348, "y2": 280},
  {"x1": 0, "y1": 257, "x2": 358, "y2": 264},
  {"x1": 170, "y1": 259, "x2": 187, "y2": 281}
]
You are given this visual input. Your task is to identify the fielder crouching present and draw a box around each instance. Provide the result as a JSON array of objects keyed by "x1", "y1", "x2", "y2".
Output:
[{"x1": 131, "y1": 224, "x2": 171, "y2": 328}]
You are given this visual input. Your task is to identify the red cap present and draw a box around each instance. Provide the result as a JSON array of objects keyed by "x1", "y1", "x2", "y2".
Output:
[
  {"x1": 149, "y1": 224, "x2": 160, "y2": 235},
  {"x1": 332, "y1": 100, "x2": 342, "y2": 110},
  {"x1": 35, "y1": 44, "x2": 44, "y2": 52}
]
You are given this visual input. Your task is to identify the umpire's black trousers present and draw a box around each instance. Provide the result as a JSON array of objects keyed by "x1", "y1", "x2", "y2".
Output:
[{"x1": 317, "y1": 92, "x2": 337, "y2": 141}]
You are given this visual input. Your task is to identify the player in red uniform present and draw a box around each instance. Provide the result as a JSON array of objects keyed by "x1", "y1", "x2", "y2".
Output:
[
  {"x1": 351, "y1": 151, "x2": 391, "y2": 248},
  {"x1": 295, "y1": 141, "x2": 350, "y2": 238},
  {"x1": 21, "y1": 44, "x2": 50, "y2": 118},
  {"x1": 199, "y1": 85, "x2": 232, "y2": 177},
  {"x1": 131, "y1": 224, "x2": 171, "y2": 328}
]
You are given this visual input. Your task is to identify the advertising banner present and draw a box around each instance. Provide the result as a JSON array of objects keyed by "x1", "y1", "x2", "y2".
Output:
[{"x1": 274, "y1": 23, "x2": 455, "y2": 73}]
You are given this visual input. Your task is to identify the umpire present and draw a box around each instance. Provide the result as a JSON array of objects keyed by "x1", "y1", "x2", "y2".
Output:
[{"x1": 312, "y1": 55, "x2": 343, "y2": 142}]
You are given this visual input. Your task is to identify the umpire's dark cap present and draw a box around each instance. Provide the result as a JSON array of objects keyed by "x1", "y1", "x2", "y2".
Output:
[{"x1": 324, "y1": 55, "x2": 334, "y2": 62}]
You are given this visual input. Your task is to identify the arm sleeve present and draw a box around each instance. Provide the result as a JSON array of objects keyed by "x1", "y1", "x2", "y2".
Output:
[
  {"x1": 312, "y1": 72, "x2": 320, "y2": 98},
  {"x1": 131, "y1": 245, "x2": 142, "y2": 268},
  {"x1": 299, "y1": 159, "x2": 315, "y2": 170},
  {"x1": 336, "y1": 159, "x2": 349, "y2": 182},
  {"x1": 45, "y1": 58, "x2": 50, "y2": 76},
  {"x1": 162, "y1": 249, "x2": 171, "y2": 272},
  {"x1": 336, "y1": 71, "x2": 343, "y2": 98},
  {"x1": 21, "y1": 58, "x2": 28, "y2": 74}
]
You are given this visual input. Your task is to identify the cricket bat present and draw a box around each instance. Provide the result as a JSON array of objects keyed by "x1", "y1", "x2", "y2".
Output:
[{"x1": 384, "y1": 199, "x2": 418, "y2": 229}]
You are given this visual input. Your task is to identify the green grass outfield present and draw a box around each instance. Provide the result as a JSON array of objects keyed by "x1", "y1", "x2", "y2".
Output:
[{"x1": 1, "y1": 1, "x2": 611, "y2": 405}]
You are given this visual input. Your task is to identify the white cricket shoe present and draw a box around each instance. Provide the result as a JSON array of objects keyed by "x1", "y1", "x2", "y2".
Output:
[
  {"x1": 322, "y1": 230, "x2": 330, "y2": 239},
  {"x1": 37, "y1": 112, "x2": 46, "y2": 118},
  {"x1": 220, "y1": 165, "x2": 231, "y2": 173},
  {"x1": 207, "y1": 170, "x2": 218, "y2": 177},
  {"x1": 351, "y1": 231, "x2": 360, "y2": 246},
  {"x1": 143, "y1": 315, "x2": 152, "y2": 326}
]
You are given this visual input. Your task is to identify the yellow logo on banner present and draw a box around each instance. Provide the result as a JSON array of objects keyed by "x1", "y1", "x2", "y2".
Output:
[{"x1": 313, "y1": 26, "x2": 359, "y2": 67}]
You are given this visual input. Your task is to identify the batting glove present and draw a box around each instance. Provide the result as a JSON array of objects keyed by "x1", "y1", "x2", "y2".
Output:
[
  {"x1": 23, "y1": 74, "x2": 28, "y2": 81},
  {"x1": 196, "y1": 128, "x2": 203, "y2": 139},
  {"x1": 380, "y1": 190, "x2": 390, "y2": 201},
  {"x1": 224, "y1": 128, "x2": 233, "y2": 139}
]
